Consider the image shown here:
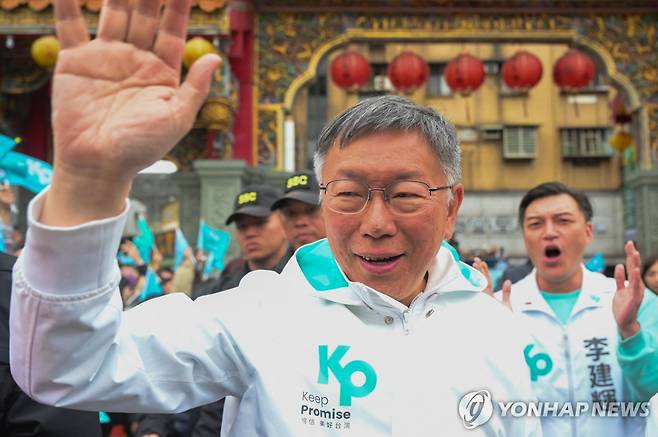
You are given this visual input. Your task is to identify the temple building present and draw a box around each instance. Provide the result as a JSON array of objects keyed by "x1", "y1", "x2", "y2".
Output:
[{"x1": 1, "y1": 0, "x2": 656, "y2": 262}]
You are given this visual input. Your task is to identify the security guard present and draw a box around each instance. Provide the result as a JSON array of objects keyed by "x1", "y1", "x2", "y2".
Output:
[{"x1": 271, "y1": 171, "x2": 326, "y2": 250}]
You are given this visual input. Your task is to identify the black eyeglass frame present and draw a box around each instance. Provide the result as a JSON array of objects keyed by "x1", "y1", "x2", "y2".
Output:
[{"x1": 319, "y1": 179, "x2": 453, "y2": 214}]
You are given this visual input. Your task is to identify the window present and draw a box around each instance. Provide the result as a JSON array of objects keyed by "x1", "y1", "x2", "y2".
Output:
[
  {"x1": 358, "y1": 63, "x2": 392, "y2": 94},
  {"x1": 484, "y1": 61, "x2": 501, "y2": 75},
  {"x1": 427, "y1": 64, "x2": 452, "y2": 97},
  {"x1": 561, "y1": 128, "x2": 612, "y2": 158},
  {"x1": 503, "y1": 126, "x2": 537, "y2": 159}
]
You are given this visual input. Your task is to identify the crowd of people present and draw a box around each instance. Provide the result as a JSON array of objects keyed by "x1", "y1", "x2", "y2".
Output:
[{"x1": 2, "y1": 1, "x2": 658, "y2": 436}]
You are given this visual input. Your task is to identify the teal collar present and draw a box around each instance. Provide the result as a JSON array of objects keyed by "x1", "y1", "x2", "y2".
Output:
[
  {"x1": 295, "y1": 238, "x2": 484, "y2": 292},
  {"x1": 295, "y1": 239, "x2": 348, "y2": 291}
]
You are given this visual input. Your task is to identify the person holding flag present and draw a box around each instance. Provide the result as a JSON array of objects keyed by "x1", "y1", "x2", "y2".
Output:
[{"x1": 196, "y1": 220, "x2": 231, "y2": 280}]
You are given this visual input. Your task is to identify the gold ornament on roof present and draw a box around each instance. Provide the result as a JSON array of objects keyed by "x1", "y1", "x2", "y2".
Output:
[
  {"x1": 199, "y1": 96, "x2": 234, "y2": 131},
  {"x1": 183, "y1": 37, "x2": 217, "y2": 69},
  {"x1": 31, "y1": 35, "x2": 60, "y2": 69}
]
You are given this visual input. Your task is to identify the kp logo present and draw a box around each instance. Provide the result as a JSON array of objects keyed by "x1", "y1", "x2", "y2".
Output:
[
  {"x1": 458, "y1": 389, "x2": 494, "y2": 429},
  {"x1": 524, "y1": 344, "x2": 553, "y2": 381},
  {"x1": 317, "y1": 345, "x2": 377, "y2": 406}
]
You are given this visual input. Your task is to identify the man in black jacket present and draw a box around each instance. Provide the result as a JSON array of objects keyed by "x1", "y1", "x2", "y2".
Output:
[
  {"x1": 1, "y1": 252, "x2": 102, "y2": 436},
  {"x1": 193, "y1": 185, "x2": 292, "y2": 298}
]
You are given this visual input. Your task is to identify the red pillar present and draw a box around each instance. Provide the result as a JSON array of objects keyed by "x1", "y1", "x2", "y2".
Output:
[{"x1": 228, "y1": 0, "x2": 255, "y2": 165}]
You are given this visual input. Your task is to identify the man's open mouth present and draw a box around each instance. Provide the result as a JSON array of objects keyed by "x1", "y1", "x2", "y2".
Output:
[{"x1": 544, "y1": 245, "x2": 562, "y2": 259}]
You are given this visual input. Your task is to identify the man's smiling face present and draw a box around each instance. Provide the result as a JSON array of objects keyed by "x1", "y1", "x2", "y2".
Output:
[{"x1": 321, "y1": 130, "x2": 463, "y2": 305}]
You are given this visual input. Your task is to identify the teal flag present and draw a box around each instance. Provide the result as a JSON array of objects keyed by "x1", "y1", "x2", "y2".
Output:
[
  {"x1": 99, "y1": 411, "x2": 111, "y2": 424},
  {"x1": 132, "y1": 216, "x2": 154, "y2": 264},
  {"x1": 197, "y1": 220, "x2": 231, "y2": 276},
  {"x1": 0, "y1": 134, "x2": 17, "y2": 159},
  {"x1": 0, "y1": 134, "x2": 52, "y2": 193},
  {"x1": 137, "y1": 267, "x2": 163, "y2": 302},
  {"x1": 174, "y1": 228, "x2": 190, "y2": 269},
  {"x1": 585, "y1": 252, "x2": 606, "y2": 273},
  {"x1": 0, "y1": 153, "x2": 52, "y2": 193},
  {"x1": 117, "y1": 253, "x2": 135, "y2": 265}
]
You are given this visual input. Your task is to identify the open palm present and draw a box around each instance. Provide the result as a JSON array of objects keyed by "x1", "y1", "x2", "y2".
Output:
[
  {"x1": 51, "y1": 0, "x2": 219, "y2": 178},
  {"x1": 613, "y1": 241, "x2": 645, "y2": 338}
]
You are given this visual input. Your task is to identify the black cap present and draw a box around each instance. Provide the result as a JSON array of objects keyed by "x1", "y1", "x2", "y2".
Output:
[
  {"x1": 271, "y1": 171, "x2": 321, "y2": 211},
  {"x1": 225, "y1": 185, "x2": 281, "y2": 225}
]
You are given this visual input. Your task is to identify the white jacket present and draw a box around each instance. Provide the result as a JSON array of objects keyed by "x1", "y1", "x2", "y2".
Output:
[
  {"x1": 10, "y1": 193, "x2": 540, "y2": 436},
  {"x1": 510, "y1": 269, "x2": 644, "y2": 437}
]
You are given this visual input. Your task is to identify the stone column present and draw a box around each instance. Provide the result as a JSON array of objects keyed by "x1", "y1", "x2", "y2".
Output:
[
  {"x1": 130, "y1": 174, "x2": 179, "y2": 228},
  {"x1": 193, "y1": 159, "x2": 252, "y2": 260},
  {"x1": 625, "y1": 169, "x2": 658, "y2": 257},
  {"x1": 172, "y1": 170, "x2": 201, "y2": 246}
]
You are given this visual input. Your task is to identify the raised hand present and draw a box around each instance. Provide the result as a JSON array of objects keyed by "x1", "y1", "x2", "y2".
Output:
[
  {"x1": 613, "y1": 241, "x2": 645, "y2": 339},
  {"x1": 500, "y1": 279, "x2": 512, "y2": 310},
  {"x1": 42, "y1": 0, "x2": 221, "y2": 226},
  {"x1": 473, "y1": 257, "x2": 493, "y2": 296},
  {"x1": 472, "y1": 257, "x2": 512, "y2": 309}
]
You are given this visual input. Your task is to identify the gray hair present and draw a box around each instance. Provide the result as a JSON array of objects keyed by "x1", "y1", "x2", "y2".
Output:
[{"x1": 313, "y1": 95, "x2": 461, "y2": 186}]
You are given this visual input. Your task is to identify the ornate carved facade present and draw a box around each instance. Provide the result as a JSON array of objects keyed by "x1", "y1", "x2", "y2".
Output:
[{"x1": 255, "y1": 10, "x2": 657, "y2": 171}]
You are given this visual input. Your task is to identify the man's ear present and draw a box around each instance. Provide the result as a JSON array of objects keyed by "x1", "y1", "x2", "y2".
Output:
[
  {"x1": 443, "y1": 183, "x2": 464, "y2": 240},
  {"x1": 585, "y1": 220, "x2": 594, "y2": 245}
]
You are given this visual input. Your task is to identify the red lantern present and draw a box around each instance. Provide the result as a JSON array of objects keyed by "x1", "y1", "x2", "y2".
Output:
[
  {"x1": 553, "y1": 49, "x2": 596, "y2": 92},
  {"x1": 502, "y1": 50, "x2": 543, "y2": 92},
  {"x1": 387, "y1": 51, "x2": 429, "y2": 93},
  {"x1": 444, "y1": 53, "x2": 485, "y2": 96},
  {"x1": 330, "y1": 51, "x2": 371, "y2": 91}
]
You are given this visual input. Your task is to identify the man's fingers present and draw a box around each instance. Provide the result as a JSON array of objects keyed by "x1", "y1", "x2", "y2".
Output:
[
  {"x1": 97, "y1": 0, "x2": 132, "y2": 42},
  {"x1": 625, "y1": 240, "x2": 638, "y2": 271},
  {"x1": 474, "y1": 257, "x2": 489, "y2": 273},
  {"x1": 177, "y1": 54, "x2": 222, "y2": 123},
  {"x1": 614, "y1": 263, "x2": 626, "y2": 291},
  {"x1": 153, "y1": 0, "x2": 191, "y2": 69},
  {"x1": 631, "y1": 266, "x2": 645, "y2": 301},
  {"x1": 54, "y1": 0, "x2": 89, "y2": 49},
  {"x1": 502, "y1": 280, "x2": 512, "y2": 308},
  {"x1": 631, "y1": 243, "x2": 642, "y2": 278},
  {"x1": 472, "y1": 257, "x2": 494, "y2": 295},
  {"x1": 127, "y1": 0, "x2": 162, "y2": 49}
]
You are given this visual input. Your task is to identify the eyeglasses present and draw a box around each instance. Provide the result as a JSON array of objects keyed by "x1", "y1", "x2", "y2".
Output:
[{"x1": 319, "y1": 179, "x2": 453, "y2": 215}]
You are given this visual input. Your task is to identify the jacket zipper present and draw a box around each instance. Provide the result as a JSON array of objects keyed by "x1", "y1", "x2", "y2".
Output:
[{"x1": 563, "y1": 328, "x2": 577, "y2": 437}]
